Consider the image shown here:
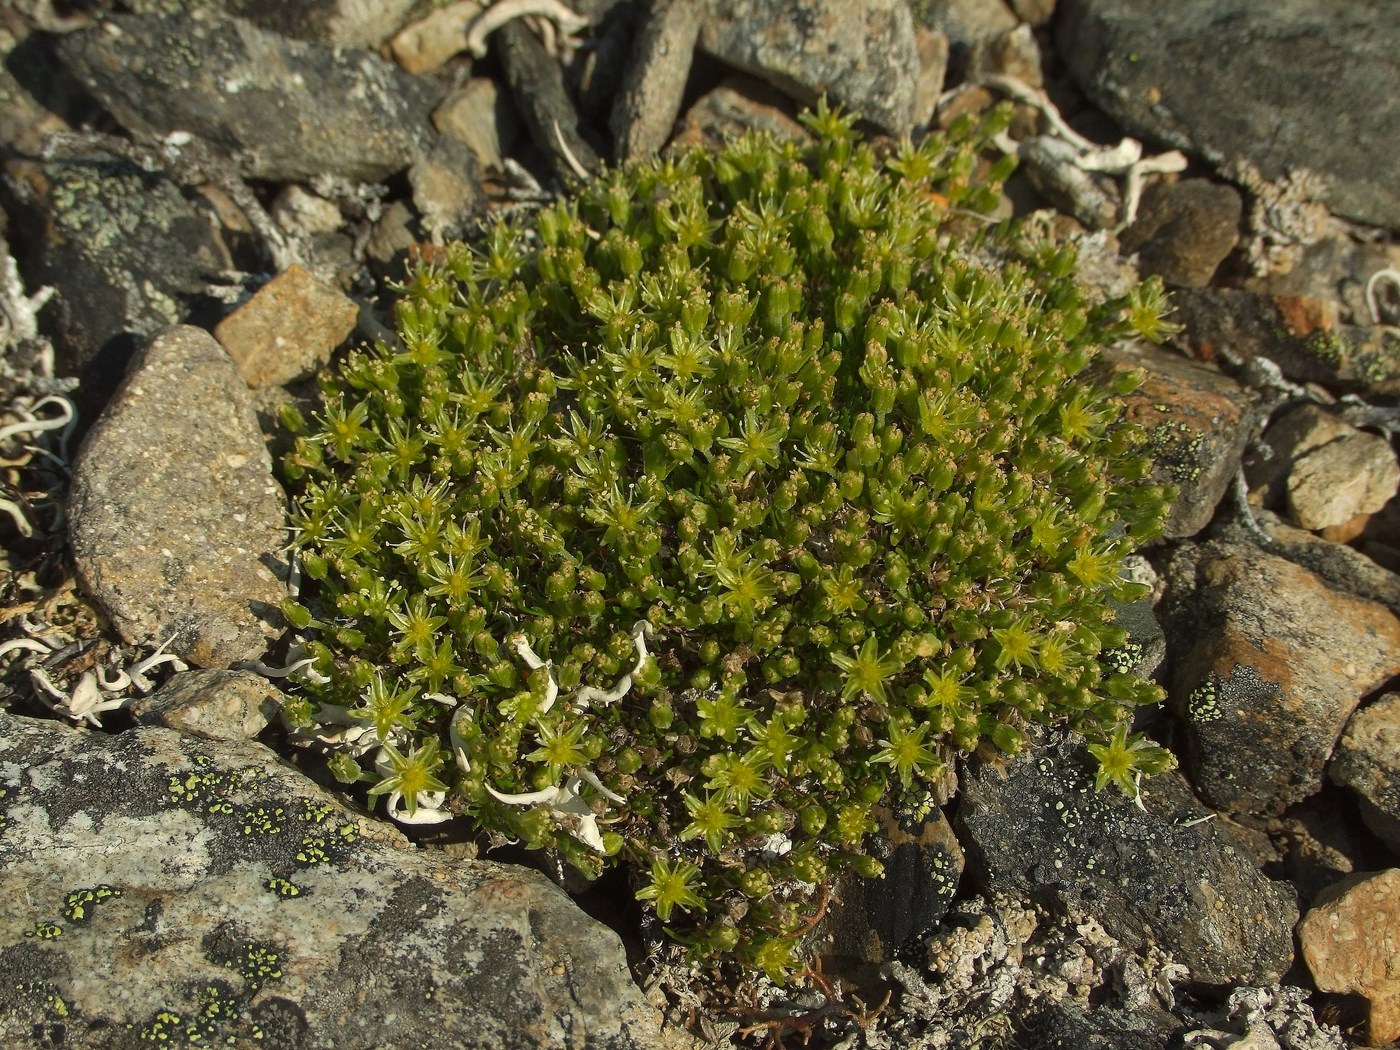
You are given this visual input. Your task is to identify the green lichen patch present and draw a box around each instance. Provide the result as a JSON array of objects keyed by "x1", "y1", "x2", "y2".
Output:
[
  {"x1": 278, "y1": 102, "x2": 1175, "y2": 976},
  {"x1": 63, "y1": 884, "x2": 124, "y2": 923}
]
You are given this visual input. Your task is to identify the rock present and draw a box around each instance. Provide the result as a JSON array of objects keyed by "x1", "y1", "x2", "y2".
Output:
[
  {"x1": 965, "y1": 23, "x2": 1045, "y2": 88},
  {"x1": 495, "y1": 20, "x2": 601, "y2": 183},
  {"x1": 1273, "y1": 790, "x2": 1379, "y2": 908},
  {"x1": 1105, "y1": 342, "x2": 1255, "y2": 539},
  {"x1": 1008, "y1": 0, "x2": 1057, "y2": 25},
  {"x1": 610, "y1": 0, "x2": 703, "y2": 162},
  {"x1": 67, "y1": 325, "x2": 288, "y2": 667},
  {"x1": 123, "y1": 0, "x2": 419, "y2": 47},
  {"x1": 1055, "y1": 0, "x2": 1400, "y2": 230},
  {"x1": 1016, "y1": 1000, "x2": 1183, "y2": 1050},
  {"x1": 699, "y1": 0, "x2": 921, "y2": 136},
  {"x1": 3, "y1": 151, "x2": 233, "y2": 414},
  {"x1": 1163, "y1": 540, "x2": 1400, "y2": 816},
  {"x1": 1118, "y1": 178, "x2": 1242, "y2": 288},
  {"x1": 1299, "y1": 869, "x2": 1400, "y2": 1046},
  {"x1": 57, "y1": 11, "x2": 437, "y2": 182},
  {"x1": 912, "y1": 27, "x2": 950, "y2": 128},
  {"x1": 823, "y1": 805, "x2": 964, "y2": 964},
  {"x1": 129, "y1": 668, "x2": 282, "y2": 742},
  {"x1": 957, "y1": 731, "x2": 1298, "y2": 985},
  {"x1": 0, "y1": 712, "x2": 676, "y2": 1050},
  {"x1": 386, "y1": 0, "x2": 486, "y2": 74},
  {"x1": 214, "y1": 264, "x2": 359, "y2": 388},
  {"x1": 1105, "y1": 598, "x2": 1166, "y2": 679},
  {"x1": 365, "y1": 199, "x2": 419, "y2": 269},
  {"x1": 671, "y1": 76, "x2": 809, "y2": 154},
  {"x1": 911, "y1": 0, "x2": 1019, "y2": 77},
  {"x1": 1331, "y1": 694, "x2": 1400, "y2": 855},
  {"x1": 434, "y1": 78, "x2": 520, "y2": 172},
  {"x1": 408, "y1": 134, "x2": 486, "y2": 241},
  {"x1": 270, "y1": 186, "x2": 343, "y2": 237},
  {"x1": 1247, "y1": 404, "x2": 1400, "y2": 531},
  {"x1": 1256, "y1": 512, "x2": 1400, "y2": 621},
  {"x1": 1175, "y1": 286, "x2": 1400, "y2": 398}
]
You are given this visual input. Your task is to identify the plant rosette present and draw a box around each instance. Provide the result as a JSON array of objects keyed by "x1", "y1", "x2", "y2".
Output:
[{"x1": 277, "y1": 100, "x2": 1177, "y2": 980}]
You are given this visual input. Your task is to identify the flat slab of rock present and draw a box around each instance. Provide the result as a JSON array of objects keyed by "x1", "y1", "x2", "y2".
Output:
[
  {"x1": 1056, "y1": 0, "x2": 1400, "y2": 229},
  {"x1": 1164, "y1": 540, "x2": 1400, "y2": 815},
  {"x1": 958, "y1": 732, "x2": 1297, "y2": 986},
  {"x1": 215, "y1": 264, "x2": 358, "y2": 388},
  {"x1": 57, "y1": 10, "x2": 436, "y2": 182},
  {"x1": 699, "y1": 0, "x2": 920, "y2": 136},
  {"x1": 67, "y1": 325, "x2": 287, "y2": 667},
  {"x1": 0, "y1": 712, "x2": 673, "y2": 1050},
  {"x1": 1299, "y1": 868, "x2": 1400, "y2": 1046}
]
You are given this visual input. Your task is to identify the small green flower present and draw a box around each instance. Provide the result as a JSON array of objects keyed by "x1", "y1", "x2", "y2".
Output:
[
  {"x1": 871, "y1": 718, "x2": 944, "y2": 790},
  {"x1": 831, "y1": 637, "x2": 903, "y2": 704},
  {"x1": 635, "y1": 857, "x2": 706, "y2": 922},
  {"x1": 1087, "y1": 724, "x2": 1176, "y2": 796},
  {"x1": 368, "y1": 737, "x2": 449, "y2": 819},
  {"x1": 680, "y1": 792, "x2": 741, "y2": 854}
]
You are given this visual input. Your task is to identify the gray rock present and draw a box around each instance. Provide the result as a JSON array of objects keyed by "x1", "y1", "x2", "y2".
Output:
[
  {"x1": 958, "y1": 731, "x2": 1298, "y2": 985},
  {"x1": 1106, "y1": 342, "x2": 1256, "y2": 539},
  {"x1": 910, "y1": 0, "x2": 1019, "y2": 52},
  {"x1": 1055, "y1": 0, "x2": 1400, "y2": 230},
  {"x1": 129, "y1": 668, "x2": 283, "y2": 742},
  {"x1": 3, "y1": 152, "x2": 232, "y2": 405},
  {"x1": 57, "y1": 11, "x2": 437, "y2": 182},
  {"x1": 672, "y1": 76, "x2": 809, "y2": 154},
  {"x1": 434, "y1": 78, "x2": 520, "y2": 172},
  {"x1": 67, "y1": 325, "x2": 288, "y2": 668},
  {"x1": 610, "y1": 0, "x2": 703, "y2": 162},
  {"x1": 699, "y1": 0, "x2": 921, "y2": 136},
  {"x1": 408, "y1": 134, "x2": 486, "y2": 241},
  {"x1": 1016, "y1": 1000, "x2": 1183, "y2": 1050},
  {"x1": 495, "y1": 20, "x2": 602, "y2": 183},
  {"x1": 0, "y1": 711, "x2": 675, "y2": 1050},
  {"x1": 124, "y1": 0, "x2": 420, "y2": 47},
  {"x1": 823, "y1": 805, "x2": 963, "y2": 964},
  {"x1": 1162, "y1": 540, "x2": 1400, "y2": 816},
  {"x1": 1331, "y1": 694, "x2": 1400, "y2": 855},
  {"x1": 1119, "y1": 178, "x2": 1243, "y2": 288}
]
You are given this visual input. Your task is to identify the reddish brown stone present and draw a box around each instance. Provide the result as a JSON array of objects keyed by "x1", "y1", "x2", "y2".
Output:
[
  {"x1": 215, "y1": 264, "x2": 359, "y2": 388},
  {"x1": 1299, "y1": 869, "x2": 1400, "y2": 1046}
]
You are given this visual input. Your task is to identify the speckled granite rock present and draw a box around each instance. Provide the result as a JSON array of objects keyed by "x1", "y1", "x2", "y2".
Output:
[
  {"x1": 67, "y1": 325, "x2": 287, "y2": 668},
  {"x1": 958, "y1": 731, "x2": 1298, "y2": 985},
  {"x1": 129, "y1": 668, "x2": 282, "y2": 743},
  {"x1": 699, "y1": 0, "x2": 920, "y2": 136},
  {"x1": 1163, "y1": 540, "x2": 1400, "y2": 816},
  {"x1": 0, "y1": 711, "x2": 676, "y2": 1050},
  {"x1": 123, "y1": 0, "x2": 419, "y2": 47},
  {"x1": 1299, "y1": 868, "x2": 1400, "y2": 1046},
  {"x1": 214, "y1": 264, "x2": 359, "y2": 388},
  {"x1": 57, "y1": 10, "x2": 437, "y2": 182}
]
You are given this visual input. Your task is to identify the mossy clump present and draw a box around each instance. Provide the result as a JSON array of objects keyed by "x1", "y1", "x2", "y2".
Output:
[{"x1": 277, "y1": 102, "x2": 1175, "y2": 978}]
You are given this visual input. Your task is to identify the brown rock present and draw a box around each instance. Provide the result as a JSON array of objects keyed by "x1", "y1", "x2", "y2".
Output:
[
  {"x1": 68, "y1": 325, "x2": 287, "y2": 667},
  {"x1": 610, "y1": 0, "x2": 702, "y2": 162},
  {"x1": 1299, "y1": 869, "x2": 1400, "y2": 1046},
  {"x1": 1106, "y1": 342, "x2": 1255, "y2": 539},
  {"x1": 1165, "y1": 541, "x2": 1400, "y2": 816},
  {"x1": 1119, "y1": 178, "x2": 1242, "y2": 288},
  {"x1": 433, "y1": 78, "x2": 519, "y2": 171},
  {"x1": 1331, "y1": 694, "x2": 1400, "y2": 854},
  {"x1": 386, "y1": 0, "x2": 486, "y2": 75},
  {"x1": 671, "y1": 76, "x2": 808, "y2": 154},
  {"x1": 129, "y1": 668, "x2": 281, "y2": 742},
  {"x1": 215, "y1": 265, "x2": 359, "y2": 388}
]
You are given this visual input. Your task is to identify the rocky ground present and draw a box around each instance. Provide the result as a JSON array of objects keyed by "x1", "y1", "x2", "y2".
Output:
[{"x1": 0, "y1": 0, "x2": 1397, "y2": 1048}]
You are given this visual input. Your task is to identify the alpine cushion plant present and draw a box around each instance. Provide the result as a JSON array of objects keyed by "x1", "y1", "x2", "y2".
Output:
[{"x1": 277, "y1": 100, "x2": 1176, "y2": 979}]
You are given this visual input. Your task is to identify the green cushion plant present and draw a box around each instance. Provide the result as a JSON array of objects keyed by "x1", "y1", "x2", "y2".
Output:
[{"x1": 277, "y1": 100, "x2": 1176, "y2": 980}]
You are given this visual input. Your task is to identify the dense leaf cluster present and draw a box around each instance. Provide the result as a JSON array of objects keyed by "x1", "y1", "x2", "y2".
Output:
[{"x1": 279, "y1": 102, "x2": 1175, "y2": 978}]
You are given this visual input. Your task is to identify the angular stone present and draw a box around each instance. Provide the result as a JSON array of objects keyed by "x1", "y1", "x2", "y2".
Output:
[
  {"x1": 67, "y1": 325, "x2": 287, "y2": 667},
  {"x1": 0, "y1": 712, "x2": 675, "y2": 1050},
  {"x1": 671, "y1": 77, "x2": 809, "y2": 154},
  {"x1": 958, "y1": 731, "x2": 1298, "y2": 985},
  {"x1": 1331, "y1": 694, "x2": 1400, "y2": 855},
  {"x1": 123, "y1": 0, "x2": 420, "y2": 47},
  {"x1": 1105, "y1": 342, "x2": 1255, "y2": 539},
  {"x1": 1056, "y1": 0, "x2": 1400, "y2": 230},
  {"x1": 1163, "y1": 541, "x2": 1400, "y2": 815},
  {"x1": 408, "y1": 134, "x2": 486, "y2": 242},
  {"x1": 1257, "y1": 511, "x2": 1400, "y2": 621},
  {"x1": 699, "y1": 0, "x2": 921, "y2": 136},
  {"x1": 1286, "y1": 431, "x2": 1400, "y2": 531},
  {"x1": 1118, "y1": 178, "x2": 1242, "y2": 288},
  {"x1": 57, "y1": 11, "x2": 437, "y2": 182},
  {"x1": 129, "y1": 668, "x2": 282, "y2": 742},
  {"x1": 1299, "y1": 869, "x2": 1400, "y2": 1046},
  {"x1": 215, "y1": 265, "x2": 359, "y2": 388}
]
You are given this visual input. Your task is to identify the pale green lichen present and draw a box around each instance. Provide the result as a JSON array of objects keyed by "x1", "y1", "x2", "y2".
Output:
[{"x1": 277, "y1": 101, "x2": 1175, "y2": 977}]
